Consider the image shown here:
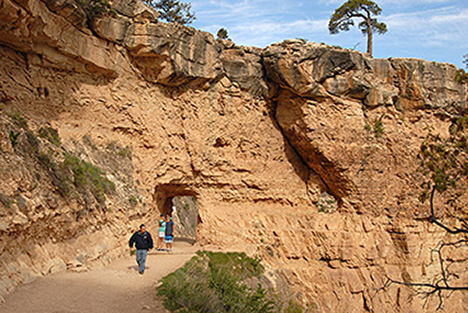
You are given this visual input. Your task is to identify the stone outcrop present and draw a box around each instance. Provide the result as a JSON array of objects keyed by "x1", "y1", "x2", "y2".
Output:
[
  {"x1": 0, "y1": 0, "x2": 467, "y2": 312},
  {"x1": 263, "y1": 41, "x2": 466, "y2": 214}
]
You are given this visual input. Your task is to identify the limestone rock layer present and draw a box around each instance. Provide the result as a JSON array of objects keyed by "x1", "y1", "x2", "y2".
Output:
[{"x1": 0, "y1": 0, "x2": 467, "y2": 312}]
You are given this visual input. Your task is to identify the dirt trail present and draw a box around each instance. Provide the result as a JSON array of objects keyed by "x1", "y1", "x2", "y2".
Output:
[{"x1": 0, "y1": 241, "x2": 197, "y2": 313}]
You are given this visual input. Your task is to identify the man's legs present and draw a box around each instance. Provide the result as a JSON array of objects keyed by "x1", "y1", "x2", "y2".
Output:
[
  {"x1": 136, "y1": 249, "x2": 148, "y2": 274},
  {"x1": 166, "y1": 236, "x2": 173, "y2": 252}
]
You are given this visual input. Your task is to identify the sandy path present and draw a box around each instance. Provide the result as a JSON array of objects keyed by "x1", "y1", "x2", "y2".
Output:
[{"x1": 0, "y1": 242, "x2": 197, "y2": 313}]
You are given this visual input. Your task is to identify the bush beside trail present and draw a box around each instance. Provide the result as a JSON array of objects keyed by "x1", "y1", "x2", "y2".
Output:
[{"x1": 157, "y1": 251, "x2": 304, "y2": 313}]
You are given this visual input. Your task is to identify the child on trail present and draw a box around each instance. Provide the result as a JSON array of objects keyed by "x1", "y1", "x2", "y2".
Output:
[{"x1": 157, "y1": 214, "x2": 166, "y2": 251}]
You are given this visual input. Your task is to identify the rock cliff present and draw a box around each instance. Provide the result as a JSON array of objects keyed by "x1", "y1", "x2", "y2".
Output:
[{"x1": 0, "y1": 0, "x2": 467, "y2": 311}]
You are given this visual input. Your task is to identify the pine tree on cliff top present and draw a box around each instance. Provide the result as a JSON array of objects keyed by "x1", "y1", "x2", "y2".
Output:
[
  {"x1": 144, "y1": 0, "x2": 195, "y2": 25},
  {"x1": 216, "y1": 28, "x2": 230, "y2": 40},
  {"x1": 328, "y1": 0, "x2": 387, "y2": 57}
]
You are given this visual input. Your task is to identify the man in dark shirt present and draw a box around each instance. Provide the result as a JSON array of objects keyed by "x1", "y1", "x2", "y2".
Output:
[
  {"x1": 129, "y1": 224, "x2": 153, "y2": 274},
  {"x1": 165, "y1": 217, "x2": 174, "y2": 252}
]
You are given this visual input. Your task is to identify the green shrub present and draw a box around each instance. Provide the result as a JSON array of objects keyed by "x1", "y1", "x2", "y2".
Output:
[
  {"x1": 158, "y1": 251, "x2": 275, "y2": 313},
  {"x1": 38, "y1": 151, "x2": 55, "y2": 169},
  {"x1": 418, "y1": 61, "x2": 425, "y2": 73},
  {"x1": 38, "y1": 127, "x2": 61, "y2": 147},
  {"x1": 61, "y1": 153, "x2": 115, "y2": 203},
  {"x1": 128, "y1": 195, "x2": 138, "y2": 207},
  {"x1": 117, "y1": 146, "x2": 132, "y2": 158},
  {"x1": 207, "y1": 251, "x2": 264, "y2": 278},
  {"x1": 364, "y1": 114, "x2": 385, "y2": 138},
  {"x1": 284, "y1": 300, "x2": 304, "y2": 313},
  {"x1": 374, "y1": 116, "x2": 385, "y2": 137},
  {"x1": 9, "y1": 129, "x2": 40, "y2": 153},
  {"x1": 78, "y1": 0, "x2": 115, "y2": 19},
  {"x1": 158, "y1": 255, "x2": 223, "y2": 312},
  {"x1": 217, "y1": 28, "x2": 230, "y2": 40},
  {"x1": 106, "y1": 141, "x2": 132, "y2": 158},
  {"x1": 25, "y1": 130, "x2": 39, "y2": 153},
  {"x1": 7, "y1": 112, "x2": 28, "y2": 129},
  {"x1": 8, "y1": 131, "x2": 20, "y2": 147},
  {"x1": 455, "y1": 68, "x2": 468, "y2": 84}
]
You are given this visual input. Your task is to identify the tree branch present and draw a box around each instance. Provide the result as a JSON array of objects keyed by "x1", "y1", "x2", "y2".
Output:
[
  {"x1": 380, "y1": 239, "x2": 468, "y2": 310},
  {"x1": 429, "y1": 184, "x2": 468, "y2": 234},
  {"x1": 385, "y1": 277, "x2": 468, "y2": 291},
  {"x1": 348, "y1": 12, "x2": 367, "y2": 20}
]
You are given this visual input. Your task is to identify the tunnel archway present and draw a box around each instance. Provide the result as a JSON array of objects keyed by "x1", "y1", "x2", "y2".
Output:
[
  {"x1": 154, "y1": 183, "x2": 200, "y2": 243},
  {"x1": 169, "y1": 196, "x2": 199, "y2": 242}
]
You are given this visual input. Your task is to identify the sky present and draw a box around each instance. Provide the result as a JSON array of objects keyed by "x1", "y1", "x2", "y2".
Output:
[{"x1": 188, "y1": 0, "x2": 468, "y2": 68}]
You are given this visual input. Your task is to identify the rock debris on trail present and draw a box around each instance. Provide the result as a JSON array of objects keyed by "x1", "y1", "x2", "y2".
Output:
[{"x1": 0, "y1": 242, "x2": 196, "y2": 313}]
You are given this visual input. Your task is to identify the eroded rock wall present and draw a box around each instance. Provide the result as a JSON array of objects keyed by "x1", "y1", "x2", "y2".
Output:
[{"x1": 0, "y1": 0, "x2": 467, "y2": 311}]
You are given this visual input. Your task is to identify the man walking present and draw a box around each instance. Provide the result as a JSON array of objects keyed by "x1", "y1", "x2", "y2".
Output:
[{"x1": 129, "y1": 224, "x2": 153, "y2": 274}]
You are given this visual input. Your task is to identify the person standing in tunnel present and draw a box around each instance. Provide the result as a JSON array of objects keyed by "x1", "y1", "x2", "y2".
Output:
[
  {"x1": 157, "y1": 214, "x2": 166, "y2": 251},
  {"x1": 165, "y1": 215, "x2": 174, "y2": 252},
  {"x1": 129, "y1": 224, "x2": 153, "y2": 274}
]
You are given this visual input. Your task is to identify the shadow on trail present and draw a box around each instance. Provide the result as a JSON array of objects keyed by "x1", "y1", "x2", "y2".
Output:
[{"x1": 126, "y1": 265, "x2": 151, "y2": 271}]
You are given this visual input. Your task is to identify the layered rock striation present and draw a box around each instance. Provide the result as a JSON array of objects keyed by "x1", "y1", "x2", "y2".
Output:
[{"x1": 0, "y1": 0, "x2": 467, "y2": 311}]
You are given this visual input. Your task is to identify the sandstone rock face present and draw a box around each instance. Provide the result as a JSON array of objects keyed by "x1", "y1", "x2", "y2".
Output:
[
  {"x1": 124, "y1": 22, "x2": 224, "y2": 87},
  {"x1": 220, "y1": 44, "x2": 269, "y2": 96},
  {"x1": 0, "y1": 0, "x2": 467, "y2": 311},
  {"x1": 171, "y1": 196, "x2": 198, "y2": 241},
  {"x1": 264, "y1": 41, "x2": 466, "y2": 215}
]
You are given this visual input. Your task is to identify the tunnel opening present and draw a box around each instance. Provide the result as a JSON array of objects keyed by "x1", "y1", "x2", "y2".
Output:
[
  {"x1": 169, "y1": 196, "x2": 199, "y2": 243},
  {"x1": 154, "y1": 184, "x2": 200, "y2": 243}
]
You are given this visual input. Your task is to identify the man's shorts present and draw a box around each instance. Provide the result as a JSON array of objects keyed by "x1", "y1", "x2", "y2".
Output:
[
  {"x1": 159, "y1": 231, "x2": 165, "y2": 238},
  {"x1": 165, "y1": 235, "x2": 173, "y2": 243}
]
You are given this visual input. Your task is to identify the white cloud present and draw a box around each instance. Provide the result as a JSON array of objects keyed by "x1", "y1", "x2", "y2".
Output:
[
  {"x1": 192, "y1": 0, "x2": 323, "y2": 47},
  {"x1": 190, "y1": 0, "x2": 467, "y2": 66},
  {"x1": 229, "y1": 19, "x2": 328, "y2": 47},
  {"x1": 197, "y1": 18, "x2": 327, "y2": 47},
  {"x1": 383, "y1": 6, "x2": 468, "y2": 47}
]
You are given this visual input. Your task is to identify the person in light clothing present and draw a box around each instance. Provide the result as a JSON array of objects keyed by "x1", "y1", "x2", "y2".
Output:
[{"x1": 157, "y1": 214, "x2": 166, "y2": 251}]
